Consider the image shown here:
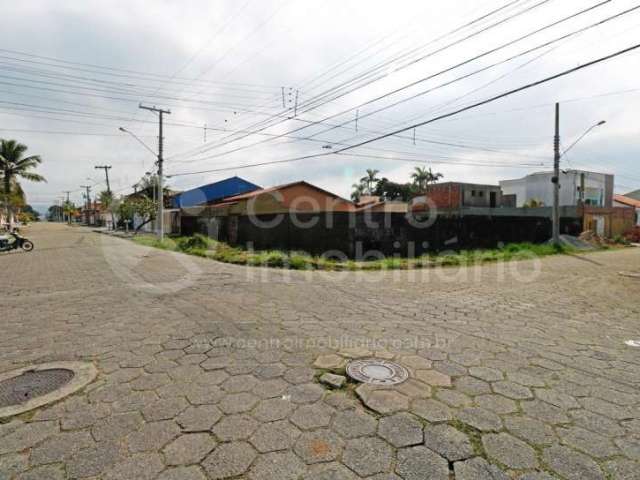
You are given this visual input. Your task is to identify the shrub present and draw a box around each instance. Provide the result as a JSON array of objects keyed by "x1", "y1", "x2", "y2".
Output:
[{"x1": 176, "y1": 234, "x2": 210, "y2": 252}]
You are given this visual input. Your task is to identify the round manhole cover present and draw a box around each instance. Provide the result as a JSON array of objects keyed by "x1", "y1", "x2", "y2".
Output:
[
  {"x1": 0, "y1": 369, "x2": 75, "y2": 408},
  {"x1": 346, "y1": 359, "x2": 409, "y2": 386}
]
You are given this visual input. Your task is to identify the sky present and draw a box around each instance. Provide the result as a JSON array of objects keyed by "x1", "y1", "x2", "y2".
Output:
[{"x1": 2, "y1": 0, "x2": 640, "y2": 211}]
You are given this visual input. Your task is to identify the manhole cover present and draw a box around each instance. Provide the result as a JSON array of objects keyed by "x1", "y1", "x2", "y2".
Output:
[
  {"x1": 346, "y1": 359, "x2": 409, "y2": 386},
  {"x1": 0, "y1": 369, "x2": 75, "y2": 408}
]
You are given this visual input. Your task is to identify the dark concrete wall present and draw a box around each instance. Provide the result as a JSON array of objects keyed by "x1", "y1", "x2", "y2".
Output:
[{"x1": 182, "y1": 212, "x2": 583, "y2": 258}]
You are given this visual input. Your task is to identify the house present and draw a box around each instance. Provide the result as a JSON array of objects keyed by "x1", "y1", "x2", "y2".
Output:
[
  {"x1": 204, "y1": 181, "x2": 355, "y2": 216},
  {"x1": 624, "y1": 189, "x2": 640, "y2": 201},
  {"x1": 181, "y1": 180, "x2": 356, "y2": 251},
  {"x1": 172, "y1": 176, "x2": 260, "y2": 208},
  {"x1": 81, "y1": 200, "x2": 108, "y2": 226},
  {"x1": 418, "y1": 182, "x2": 502, "y2": 210},
  {"x1": 355, "y1": 196, "x2": 408, "y2": 213},
  {"x1": 613, "y1": 194, "x2": 640, "y2": 226},
  {"x1": 500, "y1": 170, "x2": 614, "y2": 208},
  {"x1": 584, "y1": 206, "x2": 635, "y2": 237}
]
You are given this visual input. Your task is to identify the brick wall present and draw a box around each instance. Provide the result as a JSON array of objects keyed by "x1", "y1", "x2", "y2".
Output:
[{"x1": 423, "y1": 184, "x2": 461, "y2": 209}]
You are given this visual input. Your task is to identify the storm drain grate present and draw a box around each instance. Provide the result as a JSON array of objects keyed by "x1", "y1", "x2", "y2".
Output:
[
  {"x1": 0, "y1": 369, "x2": 75, "y2": 408},
  {"x1": 346, "y1": 359, "x2": 409, "y2": 386}
]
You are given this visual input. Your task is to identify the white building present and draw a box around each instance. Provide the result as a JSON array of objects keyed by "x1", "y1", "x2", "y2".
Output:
[{"x1": 499, "y1": 170, "x2": 614, "y2": 208}]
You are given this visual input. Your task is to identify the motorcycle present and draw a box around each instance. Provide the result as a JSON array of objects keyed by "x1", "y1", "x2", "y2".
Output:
[{"x1": 0, "y1": 231, "x2": 34, "y2": 252}]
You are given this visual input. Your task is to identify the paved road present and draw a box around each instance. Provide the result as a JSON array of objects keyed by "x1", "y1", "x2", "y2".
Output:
[{"x1": 1, "y1": 223, "x2": 640, "y2": 479}]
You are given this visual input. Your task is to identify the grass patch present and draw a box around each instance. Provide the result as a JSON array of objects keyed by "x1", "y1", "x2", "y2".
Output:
[
  {"x1": 448, "y1": 419, "x2": 487, "y2": 459},
  {"x1": 131, "y1": 235, "x2": 578, "y2": 271}
]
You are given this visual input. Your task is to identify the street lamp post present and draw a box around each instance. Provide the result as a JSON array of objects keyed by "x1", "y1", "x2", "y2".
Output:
[
  {"x1": 551, "y1": 107, "x2": 606, "y2": 245},
  {"x1": 119, "y1": 126, "x2": 164, "y2": 238}
]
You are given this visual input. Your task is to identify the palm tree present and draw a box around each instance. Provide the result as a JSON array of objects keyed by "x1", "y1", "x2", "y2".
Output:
[
  {"x1": 411, "y1": 166, "x2": 443, "y2": 191},
  {"x1": 0, "y1": 139, "x2": 45, "y2": 225},
  {"x1": 351, "y1": 182, "x2": 366, "y2": 202},
  {"x1": 360, "y1": 169, "x2": 380, "y2": 194},
  {"x1": 427, "y1": 168, "x2": 444, "y2": 185},
  {"x1": 411, "y1": 167, "x2": 430, "y2": 191}
]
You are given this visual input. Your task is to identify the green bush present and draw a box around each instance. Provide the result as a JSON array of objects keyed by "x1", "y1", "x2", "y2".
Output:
[{"x1": 176, "y1": 234, "x2": 210, "y2": 252}]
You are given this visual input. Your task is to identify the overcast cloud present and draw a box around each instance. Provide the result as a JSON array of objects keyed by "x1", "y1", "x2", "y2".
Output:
[{"x1": 2, "y1": 0, "x2": 640, "y2": 210}]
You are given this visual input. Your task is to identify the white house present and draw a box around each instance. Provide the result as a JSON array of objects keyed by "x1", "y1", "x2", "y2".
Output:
[{"x1": 499, "y1": 170, "x2": 614, "y2": 208}]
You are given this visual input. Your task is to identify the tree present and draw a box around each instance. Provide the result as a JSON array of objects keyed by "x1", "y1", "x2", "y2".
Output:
[
  {"x1": 0, "y1": 140, "x2": 45, "y2": 225},
  {"x1": 523, "y1": 198, "x2": 544, "y2": 208},
  {"x1": 62, "y1": 201, "x2": 76, "y2": 224},
  {"x1": 98, "y1": 190, "x2": 113, "y2": 209},
  {"x1": 98, "y1": 190, "x2": 116, "y2": 230},
  {"x1": 360, "y1": 169, "x2": 380, "y2": 194},
  {"x1": 117, "y1": 199, "x2": 136, "y2": 232},
  {"x1": 19, "y1": 205, "x2": 40, "y2": 223},
  {"x1": 351, "y1": 182, "x2": 366, "y2": 202},
  {"x1": 116, "y1": 196, "x2": 157, "y2": 234},
  {"x1": 411, "y1": 166, "x2": 443, "y2": 191},
  {"x1": 373, "y1": 178, "x2": 415, "y2": 201},
  {"x1": 131, "y1": 196, "x2": 157, "y2": 234},
  {"x1": 47, "y1": 204, "x2": 63, "y2": 222}
]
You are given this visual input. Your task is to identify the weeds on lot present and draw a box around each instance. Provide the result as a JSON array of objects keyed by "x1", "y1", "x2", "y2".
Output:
[{"x1": 132, "y1": 234, "x2": 576, "y2": 271}]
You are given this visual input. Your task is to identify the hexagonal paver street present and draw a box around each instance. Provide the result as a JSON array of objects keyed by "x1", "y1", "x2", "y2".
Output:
[{"x1": 1, "y1": 223, "x2": 640, "y2": 479}]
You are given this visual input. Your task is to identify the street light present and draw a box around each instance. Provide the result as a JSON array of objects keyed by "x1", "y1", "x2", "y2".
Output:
[
  {"x1": 119, "y1": 126, "x2": 163, "y2": 238},
  {"x1": 561, "y1": 120, "x2": 606, "y2": 158},
  {"x1": 119, "y1": 127, "x2": 157, "y2": 158}
]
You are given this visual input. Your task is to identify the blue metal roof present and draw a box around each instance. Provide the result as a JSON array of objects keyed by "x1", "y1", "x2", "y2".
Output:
[{"x1": 172, "y1": 177, "x2": 261, "y2": 208}]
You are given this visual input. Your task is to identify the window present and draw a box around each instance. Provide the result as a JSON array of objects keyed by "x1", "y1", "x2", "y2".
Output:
[
  {"x1": 479, "y1": 191, "x2": 484, "y2": 197},
  {"x1": 471, "y1": 190, "x2": 476, "y2": 197}
]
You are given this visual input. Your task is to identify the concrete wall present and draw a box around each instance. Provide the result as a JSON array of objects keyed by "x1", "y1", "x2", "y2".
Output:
[{"x1": 184, "y1": 211, "x2": 582, "y2": 258}]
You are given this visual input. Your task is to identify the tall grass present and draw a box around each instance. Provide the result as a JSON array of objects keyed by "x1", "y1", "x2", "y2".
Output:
[{"x1": 131, "y1": 236, "x2": 575, "y2": 271}]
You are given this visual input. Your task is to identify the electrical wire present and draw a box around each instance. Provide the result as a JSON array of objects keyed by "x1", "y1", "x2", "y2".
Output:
[
  {"x1": 166, "y1": 42, "x2": 640, "y2": 178},
  {"x1": 173, "y1": 1, "x2": 630, "y2": 164}
]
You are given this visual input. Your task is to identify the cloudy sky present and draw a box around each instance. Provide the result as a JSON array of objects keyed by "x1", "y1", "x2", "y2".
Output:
[{"x1": 2, "y1": 0, "x2": 640, "y2": 210}]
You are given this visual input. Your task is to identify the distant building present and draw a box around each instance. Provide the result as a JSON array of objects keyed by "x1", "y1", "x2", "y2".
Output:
[
  {"x1": 355, "y1": 196, "x2": 407, "y2": 213},
  {"x1": 205, "y1": 181, "x2": 355, "y2": 215},
  {"x1": 623, "y1": 189, "x2": 640, "y2": 201},
  {"x1": 614, "y1": 194, "x2": 640, "y2": 226},
  {"x1": 420, "y1": 182, "x2": 502, "y2": 210},
  {"x1": 500, "y1": 170, "x2": 614, "y2": 208},
  {"x1": 171, "y1": 176, "x2": 260, "y2": 208}
]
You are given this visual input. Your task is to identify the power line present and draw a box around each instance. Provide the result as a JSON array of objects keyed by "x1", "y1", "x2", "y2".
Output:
[
  {"x1": 186, "y1": 0, "x2": 548, "y2": 157},
  {"x1": 0, "y1": 49, "x2": 282, "y2": 90},
  {"x1": 167, "y1": 42, "x2": 640, "y2": 178},
  {"x1": 172, "y1": 0, "x2": 629, "y2": 164}
]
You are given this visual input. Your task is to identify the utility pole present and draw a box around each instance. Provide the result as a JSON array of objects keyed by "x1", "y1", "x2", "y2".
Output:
[
  {"x1": 552, "y1": 102, "x2": 561, "y2": 245},
  {"x1": 62, "y1": 190, "x2": 72, "y2": 224},
  {"x1": 139, "y1": 104, "x2": 171, "y2": 240},
  {"x1": 95, "y1": 165, "x2": 113, "y2": 230},
  {"x1": 94, "y1": 165, "x2": 112, "y2": 193},
  {"x1": 80, "y1": 185, "x2": 91, "y2": 209},
  {"x1": 80, "y1": 185, "x2": 92, "y2": 225}
]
